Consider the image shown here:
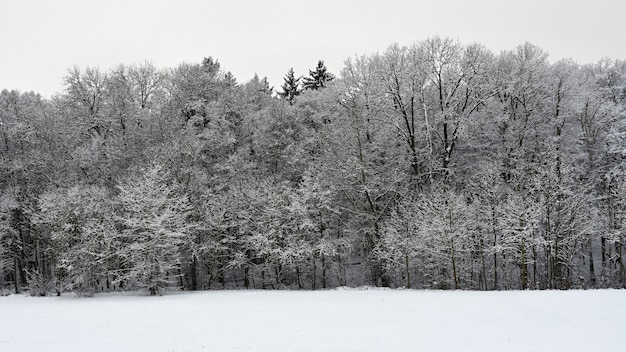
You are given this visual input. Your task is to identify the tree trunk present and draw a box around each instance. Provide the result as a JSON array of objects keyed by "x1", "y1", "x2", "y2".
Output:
[
  {"x1": 322, "y1": 256, "x2": 327, "y2": 289},
  {"x1": 312, "y1": 258, "x2": 317, "y2": 290},
  {"x1": 244, "y1": 266, "x2": 250, "y2": 289},
  {"x1": 588, "y1": 238, "x2": 596, "y2": 286},
  {"x1": 295, "y1": 266, "x2": 302, "y2": 290},
  {"x1": 14, "y1": 256, "x2": 20, "y2": 294},
  {"x1": 450, "y1": 240, "x2": 459, "y2": 289},
  {"x1": 619, "y1": 238, "x2": 624, "y2": 285},
  {"x1": 520, "y1": 238, "x2": 528, "y2": 289},
  {"x1": 190, "y1": 255, "x2": 198, "y2": 290},
  {"x1": 492, "y1": 204, "x2": 498, "y2": 290},
  {"x1": 405, "y1": 251, "x2": 411, "y2": 289},
  {"x1": 480, "y1": 237, "x2": 487, "y2": 291}
]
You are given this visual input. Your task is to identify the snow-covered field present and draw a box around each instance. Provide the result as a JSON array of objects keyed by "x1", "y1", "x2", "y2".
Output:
[{"x1": 0, "y1": 289, "x2": 624, "y2": 352}]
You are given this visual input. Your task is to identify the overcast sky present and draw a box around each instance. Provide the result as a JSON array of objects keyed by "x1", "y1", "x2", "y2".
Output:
[{"x1": 2, "y1": 0, "x2": 625, "y2": 98}]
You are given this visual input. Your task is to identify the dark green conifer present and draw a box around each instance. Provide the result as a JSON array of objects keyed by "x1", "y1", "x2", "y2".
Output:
[
  {"x1": 303, "y1": 60, "x2": 335, "y2": 90},
  {"x1": 277, "y1": 67, "x2": 302, "y2": 104}
]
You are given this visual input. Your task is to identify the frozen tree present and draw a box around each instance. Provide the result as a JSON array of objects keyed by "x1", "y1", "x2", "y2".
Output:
[
  {"x1": 286, "y1": 169, "x2": 347, "y2": 289},
  {"x1": 603, "y1": 103, "x2": 626, "y2": 284},
  {"x1": 0, "y1": 90, "x2": 54, "y2": 293},
  {"x1": 415, "y1": 37, "x2": 493, "y2": 179},
  {"x1": 324, "y1": 66, "x2": 408, "y2": 287},
  {"x1": 243, "y1": 74, "x2": 273, "y2": 109},
  {"x1": 368, "y1": 44, "x2": 430, "y2": 185},
  {"x1": 2, "y1": 38, "x2": 626, "y2": 293},
  {"x1": 167, "y1": 57, "x2": 230, "y2": 124},
  {"x1": 375, "y1": 197, "x2": 422, "y2": 288},
  {"x1": 0, "y1": 188, "x2": 20, "y2": 292},
  {"x1": 128, "y1": 61, "x2": 166, "y2": 109},
  {"x1": 115, "y1": 164, "x2": 197, "y2": 295},
  {"x1": 414, "y1": 187, "x2": 473, "y2": 289},
  {"x1": 63, "y1": 66, "x2": 108, "y2": 136},
  {"x1": 35, "y1": 185, "x2": 117, "y2": 295}
]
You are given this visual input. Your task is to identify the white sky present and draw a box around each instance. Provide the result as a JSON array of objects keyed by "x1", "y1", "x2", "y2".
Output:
[{"x1": 1, "y1": 0, "x2": 625, "y2": 98}]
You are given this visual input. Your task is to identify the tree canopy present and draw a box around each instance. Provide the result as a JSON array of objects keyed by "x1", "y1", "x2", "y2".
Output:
[{"x1": 1, "y1": 39, "x2": 626, "y2": 295}]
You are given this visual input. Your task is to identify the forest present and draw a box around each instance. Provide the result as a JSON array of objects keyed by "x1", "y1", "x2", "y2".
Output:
[{"x1": 1, "y1": 37, "x2": 625, "y2": 295}]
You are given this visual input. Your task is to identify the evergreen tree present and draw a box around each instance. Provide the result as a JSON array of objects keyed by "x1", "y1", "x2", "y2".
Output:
[
  {"x1": 278, "y1": 68, "x2": 302, "y2": 104},
  {"x1": 303, "y1": 60, "x2": 335, "y2": 90},
  {"x1": 248, "y1": 74, "x2": 273, "y2": 95}
]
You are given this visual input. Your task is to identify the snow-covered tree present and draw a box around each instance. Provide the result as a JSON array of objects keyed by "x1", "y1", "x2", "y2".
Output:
[
  {"x1": 376, "y1": 198, "x2": 422, "y2": 288},
  {"x1": 0, "y1": 189, "x2": 19, "y2": 292},
  {"x1": 115, "y1": 164, "x2": 197, "y2": 295},
  {"x1": 3, "y1": 38, "x2": 626, "y2": 292},
  {"x1": 35, "y1": 185, "x2": 118, "y2": 295},
  {"x1": 303, "y1": 60, "x2": 335, "y2": 90},
  {"x1": 277, "y1": 68, "x2": 302, "y2": 105}
]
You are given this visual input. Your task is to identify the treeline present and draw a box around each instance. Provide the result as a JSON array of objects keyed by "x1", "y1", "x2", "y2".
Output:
[{"x1": 1, "y1": 38, "x2": 625, "y2": 295}]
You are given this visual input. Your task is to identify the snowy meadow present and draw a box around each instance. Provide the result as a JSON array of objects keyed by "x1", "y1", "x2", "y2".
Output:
[{"x1": 1, "y1": 289, "x2": 624, "y2": 352}]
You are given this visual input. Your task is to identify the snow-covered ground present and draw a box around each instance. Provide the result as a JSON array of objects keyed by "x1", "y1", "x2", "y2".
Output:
[{"x1": 0, "y1": 288, "x2": 623, "y2": 351}]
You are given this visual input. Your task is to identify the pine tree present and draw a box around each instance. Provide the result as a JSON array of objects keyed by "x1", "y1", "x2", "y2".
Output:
[
  {"x1": 277, "y1": 68, "x2": 302, "y2": 104},
  {"x1": 303, "y1": 60, "x2": 335, "y2": 90}
]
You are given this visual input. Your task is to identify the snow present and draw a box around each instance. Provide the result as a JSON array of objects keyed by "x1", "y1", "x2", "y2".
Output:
[{"x1": 0, "y1": 289, "x2": 624, "y2": 352}]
